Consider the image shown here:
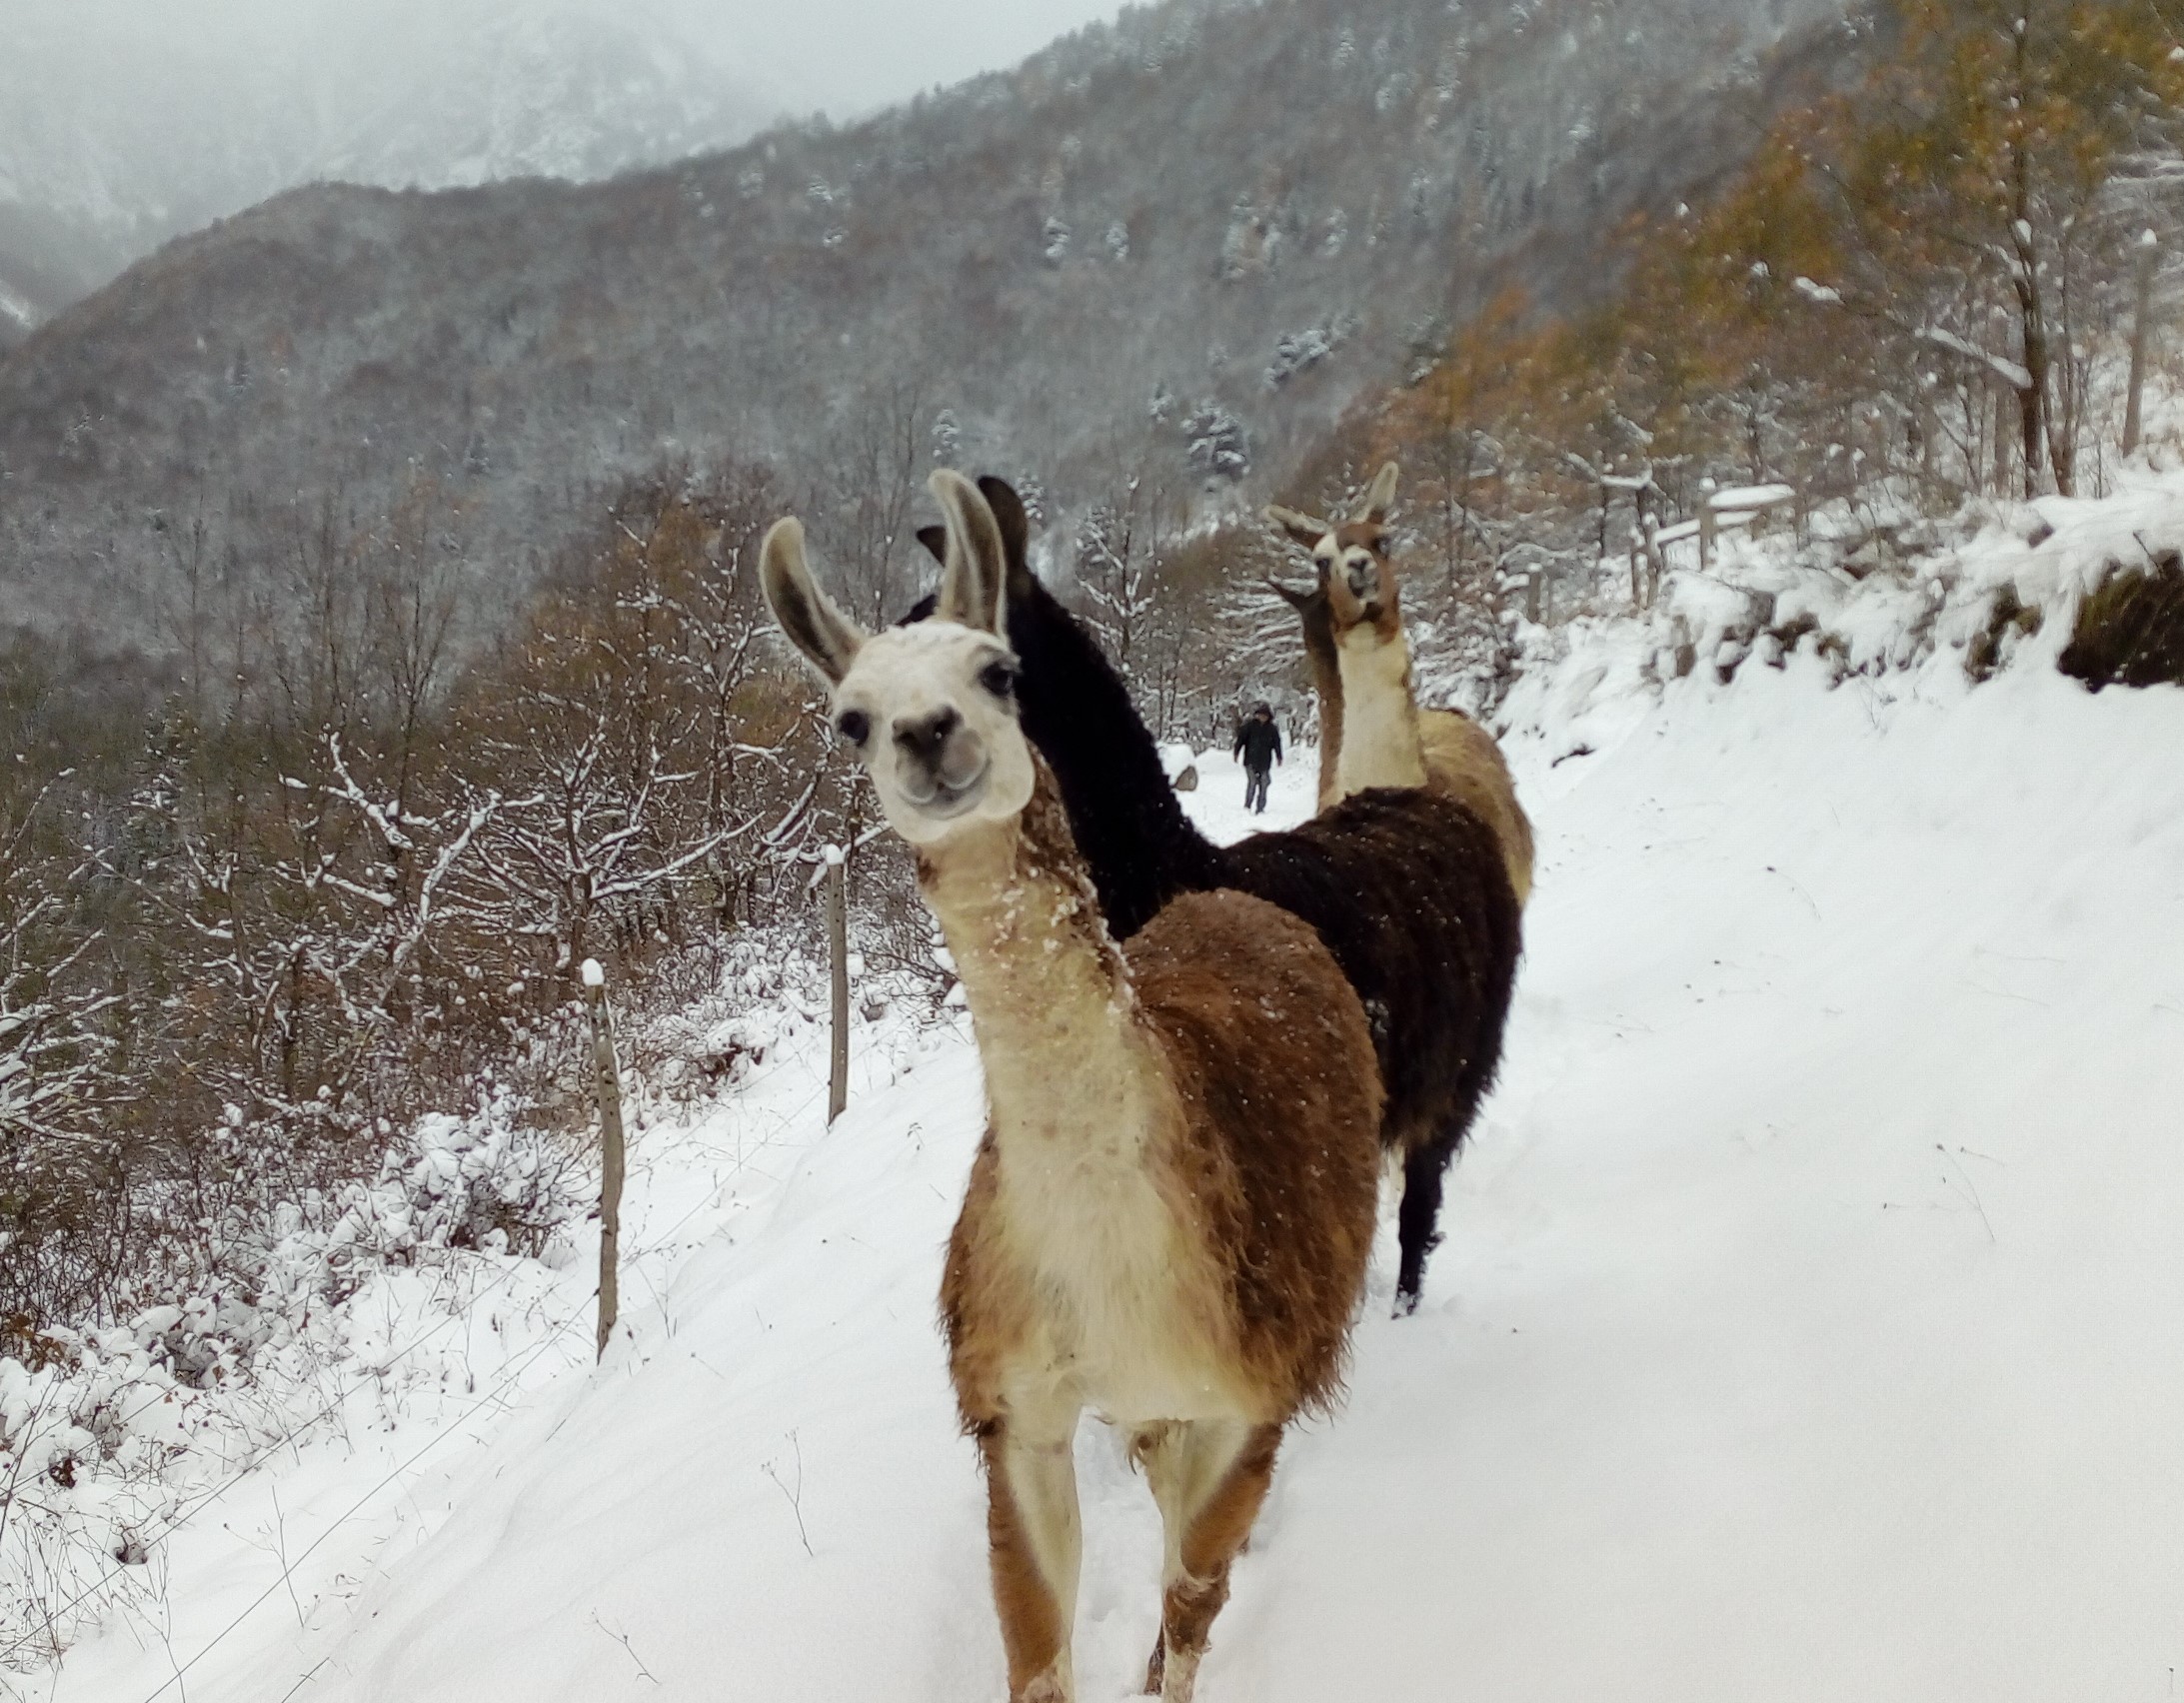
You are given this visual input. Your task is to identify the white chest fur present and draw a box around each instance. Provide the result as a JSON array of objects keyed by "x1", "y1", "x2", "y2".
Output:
[
  {"x1": 1333, "y1": 628, "x2": 1426, "y2": 797},
  {"x1": 989, "y1": 1078, "x2": 1252, "y2": 1429}
]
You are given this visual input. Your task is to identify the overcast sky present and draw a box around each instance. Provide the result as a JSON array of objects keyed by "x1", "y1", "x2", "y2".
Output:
[
  {"x1": 9, "y1": 0, "x2": 1136, "y2": 126},
  {"x1": 676, "y1": 0, "x2": 1137, "y2": 116}
]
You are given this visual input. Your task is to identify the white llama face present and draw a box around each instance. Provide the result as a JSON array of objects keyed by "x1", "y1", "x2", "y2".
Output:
[
  {"x1": 762, "y1": 470, "x2": 1036, "y2": 850},
  {"x1": 1316, "y1": 523, "x2": 1397, "y2": 630},
  {"x1": 1267, "y1": 461, "x2": 1401, "y2": 633},
  {"x1": 827, "y1": 621, "x2": 1036, "y2": 847}
]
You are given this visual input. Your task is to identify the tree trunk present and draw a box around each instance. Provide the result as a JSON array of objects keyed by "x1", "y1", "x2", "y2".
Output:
[
  {"x1": 2124, "y1": 232, "x2": 2158, "y2": 459},
  {"x1": 2006, "y1": 63, "x2": 2064, "y2": 499},
  {"x1": 2017, "y1": 334, "x2": 2047, "y2": 500}
]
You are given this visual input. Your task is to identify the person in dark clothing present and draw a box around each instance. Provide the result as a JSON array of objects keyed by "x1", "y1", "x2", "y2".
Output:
[{"x1": 1232, "y1": 702, "x2": 1282, "y2": 814}]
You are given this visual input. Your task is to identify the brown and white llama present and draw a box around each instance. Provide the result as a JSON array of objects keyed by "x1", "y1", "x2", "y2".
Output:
[
  {"x1": 763, "y1": 470, "x2": 1385, "y2": 1703},
  {"x1": 1268, "y1": 463, "x2": 1535, "y2": 904}
]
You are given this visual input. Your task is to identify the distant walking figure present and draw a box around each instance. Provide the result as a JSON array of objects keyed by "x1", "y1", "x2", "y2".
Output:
[{"x1": 1233, "y1": 702, "x2": 1282, "y2": 814}]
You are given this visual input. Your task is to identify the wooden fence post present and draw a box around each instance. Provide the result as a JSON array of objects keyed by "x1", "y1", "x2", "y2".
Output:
[
  {"x1": 582, "y1": 957, "x2": 625, "y2": 1361},
  {"x1": 824, "y1": 846, "x2": 849, "y2": 1126},
  {"x1": 2124, "y1": 228, "x2": 2159, "y2": 459},
  {"x1": 1697, "y1": 479, "x2": 1718, "y2": 575}
]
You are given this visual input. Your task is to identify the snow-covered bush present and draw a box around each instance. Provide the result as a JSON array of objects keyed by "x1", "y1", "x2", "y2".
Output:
[
  {"x1": 1180, "y1": 399, "x2": 1249, "y2": 483},
  {"x1": 0, "y1": 1095, "x2": 590, "y2": 1669},
  {"x1": 1264, "y1": 315, "x2": 1357, "y2": 388}
]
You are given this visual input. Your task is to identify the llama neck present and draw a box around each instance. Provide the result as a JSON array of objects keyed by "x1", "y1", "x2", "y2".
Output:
[
  {"x1": 1331, "y1": 626, "x2": 1427, "y2": 798},
  {"x1": 1295, "y1": 598, "x2": 1345, "y2": 812},
  {"x1": 917, "y1": 763, "x2": 1157, "y2": 1140},
  {"x1": 1010, "y1": 577, "x2": 1225, "y2": 937}
]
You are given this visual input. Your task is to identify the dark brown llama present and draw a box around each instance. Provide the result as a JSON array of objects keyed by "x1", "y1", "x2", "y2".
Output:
[{"x1": 912, "y1": 476, "x2": 1520, "y2": 1312}]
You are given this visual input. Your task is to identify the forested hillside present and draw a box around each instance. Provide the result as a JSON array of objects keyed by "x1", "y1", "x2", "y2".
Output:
[
  {"x1": 0, "y1": 0, "x2": 1852, "y2": 646},
  {"x1": 1294, "y1": 0, "x2": 2184, "y2": 685}
]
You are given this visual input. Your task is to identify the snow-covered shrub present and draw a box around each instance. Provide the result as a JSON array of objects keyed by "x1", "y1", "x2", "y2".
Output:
[
  {"x1": 0, "y1": 1331, "x2": 195, "y2": 1670},
  {"x1": 354, "y1": 1103, "x2": 586, "y2": 1263},
  {"x1": 0, "y1": 1095, "x2": 589, "y2": 1669},
  {"x1": 1180, "y1": 400, "x2": 1249, "y2": 483},
  {"x1": 1264, "y1": 314, "x2": 1357, "y2": 388}
]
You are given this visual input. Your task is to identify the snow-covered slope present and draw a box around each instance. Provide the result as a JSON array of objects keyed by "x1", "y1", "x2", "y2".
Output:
[{"x1": 34, "y1": 507, "x2": 2184, "y2": 1700}]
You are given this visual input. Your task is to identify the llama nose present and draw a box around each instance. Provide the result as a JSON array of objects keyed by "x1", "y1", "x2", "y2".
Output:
[
  {"x1": 894, "y1": 707, "x2": 961, "y2": 766},
  {"x1": 1346, "y1": 562, "x2": 1376, "y2": 600}
]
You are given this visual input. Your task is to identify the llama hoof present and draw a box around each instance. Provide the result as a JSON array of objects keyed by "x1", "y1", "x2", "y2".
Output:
[
  {"x1": 1021, "y1": 1669, "x2": 1072, "y2": 1703},
  {"x1": 1391, "y1": 1286, "x2": 1421, "y2": 1318},
  {"x1": 1157, "y1": 1644, "x2": 1202, "y2": 1702}
]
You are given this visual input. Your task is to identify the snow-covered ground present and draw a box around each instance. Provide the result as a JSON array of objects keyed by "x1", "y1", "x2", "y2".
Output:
[{"x1": 23, "y1": 494, "x2": 2184, "y2": 1702}]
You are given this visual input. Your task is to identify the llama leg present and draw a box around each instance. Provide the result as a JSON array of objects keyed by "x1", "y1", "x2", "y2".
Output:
[
  {"x1": 1394, "y1": 1129, "x2": 1459, "y2": 1315},
  {"x1": 1134, "y1": 1419, "x2": 1281, "y2": 1701},
  {"x1": 979, "y1": 1414, "x2": 1084, "y2": 1703}
]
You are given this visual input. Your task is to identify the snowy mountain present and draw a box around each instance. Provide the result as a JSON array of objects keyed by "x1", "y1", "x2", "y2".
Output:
[
  {"x1": 23, "y1": 468, "x2": 2184, "y2": 1700},
  {"x1": 0, "y1": 0, "x2": 791, "y2": 348},
  {"x1": 0, "y1": 0, "x2": 1858, "y2": 645}
]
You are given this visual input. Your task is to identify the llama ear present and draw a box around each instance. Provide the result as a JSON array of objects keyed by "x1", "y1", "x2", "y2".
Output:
[
  {"x1": 1262, "y1": 574, "x2": 1320, "y2": 611},
  {"x1": 915, "y1": 525, "x2": 948, "y2": 566},
  {"x1": 1264, "y1": 504, "x2": 1331, "y2": 555},
  {"x1": 930, "y1": 469, "x2": 1007, "y2": 634},
  {"x1": 761, "y1": 518, "x2": 867, "y2": 684},
  {"x1": 1356, "y1": 461, "x2": 1400, "y2": 524},
  {"x1": 975, "y1": 475, "x2": 1037, "y2": 604}
]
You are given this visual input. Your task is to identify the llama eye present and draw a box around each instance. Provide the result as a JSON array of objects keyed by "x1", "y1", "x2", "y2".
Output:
[
  {"x1": 835, "y1": 709, "x2": 871, "y2": 745},
  {"x1": 978, "y1": 660, "x2": 1018, "y2": 700}
]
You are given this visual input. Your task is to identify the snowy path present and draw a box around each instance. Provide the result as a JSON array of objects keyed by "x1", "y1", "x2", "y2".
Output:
[{"x1": 42, "y1": 659, "x2": 2184, "y2": 1703}]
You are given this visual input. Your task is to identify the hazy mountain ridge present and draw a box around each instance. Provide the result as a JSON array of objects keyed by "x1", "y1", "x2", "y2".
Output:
[
  {"x1": 0, "y1": 1, "x2": 787, "y2": 350},
  {"x1": 0, "y1": 0, "x2": 1858, "y2": 642}
]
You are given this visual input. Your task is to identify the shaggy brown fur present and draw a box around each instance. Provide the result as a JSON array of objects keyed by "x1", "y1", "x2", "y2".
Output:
[
  {"x1": 780, "y1": 474, "x2": 1382, "y2": 1703},
  {"x1": 931, "y1": 778, "x2": 1382, "y2": 1703},
  {"x1": 934, "y1": 772, "x2": 1383, "y2": 1434},
  {"x1": 1220, "y1": 787, "x2": 1512, "y2": 1202},
  {"x1": 1419, "y1": 710, "x2": 1535, "y2": 907},
  {"x1": 912, "y1": 477, "x2": 1520, "y2": 1313}
]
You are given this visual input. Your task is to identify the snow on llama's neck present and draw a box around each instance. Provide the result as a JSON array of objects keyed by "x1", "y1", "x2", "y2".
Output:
[
  {"x1": 915, "y1": 762, "x2": 1158, "y2": 1144},
  {"x1": 1332, "y1": 625, "x2": 1426, "y2": 798}
]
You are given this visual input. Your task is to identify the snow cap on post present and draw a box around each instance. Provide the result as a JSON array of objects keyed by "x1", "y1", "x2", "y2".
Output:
[{"x1": 581, "y1": 958, "x2": 605, "y2": 988}]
